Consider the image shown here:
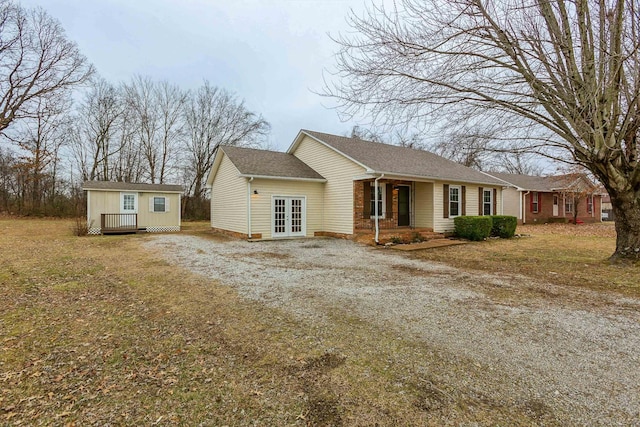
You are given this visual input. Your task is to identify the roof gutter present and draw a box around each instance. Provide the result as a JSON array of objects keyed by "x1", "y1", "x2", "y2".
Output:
[{"x1": 374, "y1": 174, "x2": 384, "y2": 244}]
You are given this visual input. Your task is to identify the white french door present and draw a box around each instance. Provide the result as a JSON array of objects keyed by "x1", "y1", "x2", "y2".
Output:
[
  {"x1": 272, "y1": 196, "x2": 305, "y2": 238},
  {"x1": 553, "y1": 195, "x2": 559, "y2": 216}
]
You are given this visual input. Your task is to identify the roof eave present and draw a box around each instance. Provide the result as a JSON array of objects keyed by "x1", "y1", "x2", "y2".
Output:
[
  {"x1": 364, "y1": 170, "x2": 507, "y2": 186},
  {"x1": 239, "y1": 174, "x2": 326, "y2": 183}
]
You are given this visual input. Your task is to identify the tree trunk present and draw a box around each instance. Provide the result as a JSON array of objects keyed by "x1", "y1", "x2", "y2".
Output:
[{"x1": 609, "y1": 190, "x2": 640, "y2": 262}]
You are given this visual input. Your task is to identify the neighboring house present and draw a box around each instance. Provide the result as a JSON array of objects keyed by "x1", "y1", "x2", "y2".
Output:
[
  {"x1": 83, "y1": 181, "x2": 182, "y2": 235},
  {"x1": 206, "y1": 130, "x2": 507, "y2": 242},
  {"x1": 600, "y1": 189, "x2": 614, "y2": 221},
  {"x1": 486, "y1": 172, "x2": 603, "y2": 224}
]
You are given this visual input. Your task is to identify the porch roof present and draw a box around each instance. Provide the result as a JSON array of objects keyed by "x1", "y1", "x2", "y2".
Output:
[{"x1": 298, "y1": 130, "x2": 506, "y2": 186}]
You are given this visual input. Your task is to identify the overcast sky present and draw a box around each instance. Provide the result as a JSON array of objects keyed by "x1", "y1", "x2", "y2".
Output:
[{"x1": 20, "y1": 0, "x2": 384, "y2": 151}]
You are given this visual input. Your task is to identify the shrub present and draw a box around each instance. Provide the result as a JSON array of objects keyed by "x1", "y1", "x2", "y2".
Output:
[
  {"x1": 411, "y1": 231, "x2": 425, "y2": 243},
  {"x1": 454, "y1": 216, "x2": 493, "y2": 241},
  {"x1": 390, "y1": 235, "x2": 403, "y2": 244},
  {"x1": 72, "y1": 217, "x2": 91, "y2": 236},
  {"x1": 490, "y1": 215, "x2": 517, "y2": 238}
]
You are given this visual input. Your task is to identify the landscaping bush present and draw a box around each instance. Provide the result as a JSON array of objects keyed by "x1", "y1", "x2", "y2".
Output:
[
  {"x1": 490, "y1": 215, "x2": 517, "y2": 238},
  {"x1": 454, "y1": 216, "x2": 493, "y2": 241}
]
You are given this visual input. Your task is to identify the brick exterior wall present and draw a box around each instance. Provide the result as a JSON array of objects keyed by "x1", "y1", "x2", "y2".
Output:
[
  {"x1": 353, "y1": 179, "x2": 413, "y2": 230},
  {"x1": 524, "y1": 192, "x2": 601, "y2": 223}
]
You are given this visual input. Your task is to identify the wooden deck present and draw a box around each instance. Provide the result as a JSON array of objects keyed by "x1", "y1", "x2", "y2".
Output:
[{"x1": 100, "y1": 213, "x2": 139, "y2": 235}]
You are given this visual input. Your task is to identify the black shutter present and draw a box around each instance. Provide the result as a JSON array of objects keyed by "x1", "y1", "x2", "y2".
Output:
[
  {"x1": 461, "y1": 185, "x2": 466, "y2": 216},
  {"x1": 478, "y1": 187, "x2": 484, "y2": 215},
  {"x1": 386, "y1": 184, "x2": 393, "y2": 218},
  {"x1": 443, "y1": 184, "x2": 449, "y2": 218},
  {"x1": 493, "y1": 188, "x2": 497, "y2": 215}
]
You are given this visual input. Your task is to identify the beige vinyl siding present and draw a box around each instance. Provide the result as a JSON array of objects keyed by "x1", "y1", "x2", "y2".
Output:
[
  {"x1": 211, "y1": 153, "x2": 247, "y2": 234},
  {"x1": 414, "y1": 181, "x2": 434, "y2": 229},
  {"x1": 292, "y1": 135, "x2": 366, "y2": 235},
  {"x1": 87, "y1": 190, "x2": 120, "y2": 229},
  {"x1": 501, "y1": 187, "x2": 521, "y2": 219},
  {"x1": 249, "y1": 178, "x2": 324, "y2": 239},
  {"x1": 433, "y1": 181, "x2": 452, "y2": 232},
  {"x1": 467, "y1": 185, "x2": 481, "y2": 216},
  {"x1": 433, "y1": 182, "x2": 503, "y2": 232},
  {"x1": 137, "y1": 193, "x2": 180, "y2": 227},
  {"x1": 87, "y1": 190, "x2": 180, "y2": 230}
]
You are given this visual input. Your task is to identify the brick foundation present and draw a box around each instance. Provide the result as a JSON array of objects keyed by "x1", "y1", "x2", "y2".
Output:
[
  {"x1": 210, "y1": 227, "x2": 262, "y2": 240},
  {"x1": 314, "y1": 231, "x2": 352, "y2": 239}
]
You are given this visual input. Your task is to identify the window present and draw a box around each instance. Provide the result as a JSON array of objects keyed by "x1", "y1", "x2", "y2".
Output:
[
  {"x1": 483, "y1": 189, "x2": 493, "y2": 216},
  {"x1": 532, "y1": 192, "x2": 539, "y2": 213},
  {"x1": 370, "y1": 183, "x2": 385, "y2": 217},
  {"x1": 449, "y1": 185, "x2": 461, "y2": 217},
  {"x1": 587, "y1": 195, "x2": 593, "y2": 213},
  {"x1": 153, "y1": 197, "x2": 166, "y2": 212},
  {"x1": 565, "y1": 196, "x2": 574, "y2": 213},
  {"x1": 123, "y1": 194, "x2": 136, "y2": 211}
]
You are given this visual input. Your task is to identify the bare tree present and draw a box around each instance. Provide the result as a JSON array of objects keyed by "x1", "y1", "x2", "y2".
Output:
[
  {"x1": 497, "y1": 152, "x2": 544, "y2": 176},
  {"x1": 183, "y1": 81, "x2": 270, "y2": 217},
  {"x1": 123, "y1": 76, "x2": 186, "y2": 184},
  {"x1": 70, "y1": 78, "x2": 127, "y2": 181},
  {"x1": 326, "y1": 0, "x2": 640, "y2": 261},
  {"x1": 0, "y1": 1, "x2": 94, "y2": 132}
]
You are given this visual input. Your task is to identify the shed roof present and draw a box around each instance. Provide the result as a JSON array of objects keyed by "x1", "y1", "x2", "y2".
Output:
[
  {"x1": 297, "y1": 130, "x2": 506, "y2": 186},
  {"x1": 82, "y1": 181, "x2": 183, "y2": 193},
  {"x1": 221, "y1": 145, "x2": 325, "y2": 181}
]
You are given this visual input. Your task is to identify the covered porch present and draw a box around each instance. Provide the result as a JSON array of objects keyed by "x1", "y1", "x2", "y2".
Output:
[{"x1": 353, "y1": 178, "x2": 440, "y2": 242}]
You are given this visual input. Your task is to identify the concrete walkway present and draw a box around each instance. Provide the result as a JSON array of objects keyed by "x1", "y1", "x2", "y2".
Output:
[{"x1": 388, "y1": 239, "x2": 468, "y2": 251}]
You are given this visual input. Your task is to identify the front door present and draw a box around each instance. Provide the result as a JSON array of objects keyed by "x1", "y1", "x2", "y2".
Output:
[
  {"x1": 120, "y1": 192, "x2": 138, "y2": 227},
  {"x1": 272, "y1": 196, "x2": 305, "y2": 238},
  {"x1": 397, "y1": 186, "x2": 410, "y2": 226},
  {"x1": 553, "y1": 195, "x2": 559, "y2": 216}
]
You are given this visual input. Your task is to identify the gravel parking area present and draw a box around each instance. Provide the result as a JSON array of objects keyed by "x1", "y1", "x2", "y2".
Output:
[{"x1": 145, "y1": 235, "x2": 640, "y2": 425}]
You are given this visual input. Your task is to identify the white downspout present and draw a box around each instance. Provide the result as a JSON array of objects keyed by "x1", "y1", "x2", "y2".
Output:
[
  {"x1": 374, "y1": 174, "x2": 384, "y2": 244},
  {"x1": 522, "y1": 191, "x2": 530, "y2": 224},
  {"x1": 247, "y1": 177, "x2": 254, "y2": 239}
]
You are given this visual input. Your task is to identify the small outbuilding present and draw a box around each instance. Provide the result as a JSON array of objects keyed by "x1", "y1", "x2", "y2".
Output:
[{"x1": 82, "y1": 181, "x2": 182, "y2": 235}]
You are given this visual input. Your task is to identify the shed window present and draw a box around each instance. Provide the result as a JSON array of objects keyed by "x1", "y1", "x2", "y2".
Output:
[
  {"x1": 154, "y1": 197, "x2": 166, "y2": 212},
  {"x1": 149, "y1": 196, "x2": 170, "y2": 213}
]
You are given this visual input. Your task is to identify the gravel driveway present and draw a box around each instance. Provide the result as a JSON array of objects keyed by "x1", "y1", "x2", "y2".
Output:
[{"x1": 145, "y1": 235, "x2": 640, "y2": 425}]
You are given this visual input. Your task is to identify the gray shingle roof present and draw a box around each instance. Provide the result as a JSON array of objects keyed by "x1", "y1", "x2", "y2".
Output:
[
  {"x1": 301, "y1": 130, "x2": 505, "y2": 186},
  {"x1": 486, "y1": 172, "x2": 556, "y2": 191},
  {"x1": 487, "y1": 172, "x2": 593, "y2": 192},
  {"x1": 221, "y1": 145, "x2": 325, "y2": 180},
  {"x1": 82, "y1": 181, "x2": 183, "y2": 192}
]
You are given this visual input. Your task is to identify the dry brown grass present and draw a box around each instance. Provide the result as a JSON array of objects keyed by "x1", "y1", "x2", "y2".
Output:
[
  {"x1": 1, "y1": 218, "x2": 550, "y2": 425},
  {"x1": 412, "y1": 222, "x2": 640, "y2": 297}
]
